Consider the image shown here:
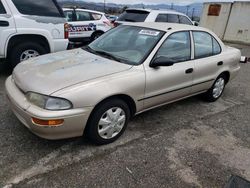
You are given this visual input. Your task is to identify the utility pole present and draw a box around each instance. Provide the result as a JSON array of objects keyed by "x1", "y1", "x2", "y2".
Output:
[
  {"x1": 186, "y1": 5, "x2": 190, "y2": 16},
  {"x1": 171, "y1": 3, "x2": 174, "y2": 10},
  {"x1": 104, "y1": 0, "x2": 106, "y2": 13},
  {"x1": 192, "y1": 8, "x2": 195, "y2": 20}
]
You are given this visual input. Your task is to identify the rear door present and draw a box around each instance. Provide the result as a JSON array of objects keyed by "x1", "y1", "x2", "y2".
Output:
[
  {"x1": 68, "y1": 10, "x2": 96, "y2": 39},
  {"x1": 192, "y1": 31, "x2": 223, "y2": 93},
  {"x1": 0, "y1": 0, "x2": 16, "y2": 57}
]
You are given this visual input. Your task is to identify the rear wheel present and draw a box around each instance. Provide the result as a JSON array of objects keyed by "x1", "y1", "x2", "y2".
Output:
[
  {"x1": 202, "y1": 74, "x2": 226, "y2": 102},
  {"x1": 91, "y1": 31, "x2": 104, "y2": 41},
  {"x1": 9, "y1": 42, "x2": 47, "y2": 68},
  {"x1": 86, "y1": 98, "x2": 130, "y2": 145}
]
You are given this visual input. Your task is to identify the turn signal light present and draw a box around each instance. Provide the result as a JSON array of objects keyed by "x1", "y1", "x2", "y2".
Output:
[{"x1": 32, "y1": 118, "x2": 64, "y2": 127}]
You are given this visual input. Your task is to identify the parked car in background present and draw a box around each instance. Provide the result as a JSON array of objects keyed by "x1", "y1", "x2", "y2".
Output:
[
  {"x1": 63, "y1": 8, "x2": 112, "y2": 42},
  {"x1": 106, "y1": 14, "x2": 118, "y2": 22},
  {"x1": 0, "y1": 0, "x2": 69, "y2": 68},
  {"x1": 115, "y1": 8, "x2": 194, "y2": 27},
  {"x1": 6, "y1": 23, "x2": 241, "y2": 145}
]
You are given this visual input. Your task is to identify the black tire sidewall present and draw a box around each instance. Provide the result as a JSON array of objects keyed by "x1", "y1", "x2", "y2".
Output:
[
  {"x1": 9, "y1": 42, "x2": 47, "y2": 68},
  {"x1": 86, "y1": 99, "x2": 130, "y2": 145},
  {"x1": 91, "y1": 32, "x2": 103, "y2": 41},
  {"x1": 204, "y1": 75, "x2": 226, "y2": 102}
]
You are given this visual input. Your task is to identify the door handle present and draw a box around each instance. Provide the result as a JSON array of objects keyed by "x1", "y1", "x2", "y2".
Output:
[
  {"x1": 217, "y1": 61, "x2": 224, "y2": 66},
  {"x1": 0, "y1": 21, "x2": 9, "y2": 27},
  {"x1": 185, "y1": 68, "x2": 194, "y2": 74}
]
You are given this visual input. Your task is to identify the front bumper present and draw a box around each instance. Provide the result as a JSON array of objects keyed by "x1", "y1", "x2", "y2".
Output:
[{"x1": 5, "y1": 76, "x2": 93, "y2": 140}]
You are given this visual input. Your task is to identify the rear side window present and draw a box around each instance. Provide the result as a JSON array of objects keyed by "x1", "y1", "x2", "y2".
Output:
[
  {"x1": 156, "y1": 31, "x2": 191, "y2": 63},
  {"x1": 155, "y1": 14, "x2": 168, "y2": 22},
  {"x1": 0, "y1": 1, "x2": 6, "y2": 14},
  {"x1": 76, "y1": 11, "x2": 93, "y2": 21},
  {"x1": 117, "y1": 10, "x2": 149, "y2": 22},
  {"x1": 12, "y1": 0, "x2": 63, "y2": 17},
  {"x1": 168, "y1": 14, "x2": 179, "y2": 23},
  {"x1": 179, "y1": 16, "x2": 192, "y2": 25},
  {"x1": 193, "y1": 31, "x2": 221, "y2": 59}
]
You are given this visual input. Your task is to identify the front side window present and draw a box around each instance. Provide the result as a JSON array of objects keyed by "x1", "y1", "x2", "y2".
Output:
[
  {"x1": 179, "y1": 16, "x2": 193, "y2": 25},
  {"x1": 167, "y1": 14, "x2": 179, "y2": 23},
  {"x1": 117, "y1": 10, "x2": 149, "y2": 22},
  {"x1": 76, "y1": 11, "x2": 93, "y2": 21},
  {"x1": 193, "y1": 31, "x2": 221, "y2": 59},
  {"x1": 0, "y1": 1, "x2": 6, "y2": 14},
  {"x1": 87, "y1": 26, "x2": 164, "y2": 65},
  {"x1": 64, "y1": 11, "x2": 73, "y2": 22},
  {"x1": 155, "y1": 31, "x2": 191, "y2": 63},
  {"x1": 12, "y1": 0, "x2": 63, "y2": 17},
  {"x1": 155, "y1": 14, "x2": 168, "y2": 22}
]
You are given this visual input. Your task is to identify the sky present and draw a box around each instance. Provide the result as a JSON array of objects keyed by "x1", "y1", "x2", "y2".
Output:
[{"x1": 82, "y1": 0, "x2": 250, "y2": 5}]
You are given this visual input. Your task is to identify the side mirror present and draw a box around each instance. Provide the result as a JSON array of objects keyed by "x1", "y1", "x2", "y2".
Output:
[
  {"x1": 193, "y1": 21, "x2": 199, "y2": 26},
  {"x1": 150, "y1": 56, "x2": 175, "y2": 68}
]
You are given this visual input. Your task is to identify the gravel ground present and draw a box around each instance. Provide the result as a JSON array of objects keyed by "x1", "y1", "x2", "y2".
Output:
[{"x1": 0, "y1": 44, "x2": 250, "y2": 188}]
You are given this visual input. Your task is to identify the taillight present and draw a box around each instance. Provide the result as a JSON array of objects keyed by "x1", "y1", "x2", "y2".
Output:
[{"x1": 64, "y1": 23, "x2": 70, "y2": 39}]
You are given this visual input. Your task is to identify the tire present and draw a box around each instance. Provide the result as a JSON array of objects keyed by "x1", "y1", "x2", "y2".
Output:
[
  {"x1": 9, "y1": 42, "x2": 47, "y2": 68},
  {"x1": 202, "y1": 74, "x2": 227, "y2": 102},
  {"x1": 91, "y1": 31, "x2": 103, "y2": 41},
  {"x1": 86, "y1": 98, "x2": 130, "y2": 145}
]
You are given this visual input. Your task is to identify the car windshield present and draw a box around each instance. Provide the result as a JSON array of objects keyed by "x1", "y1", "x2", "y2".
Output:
[{"x1": 86, "y1": 25, "x2": 164, "y2": 65}]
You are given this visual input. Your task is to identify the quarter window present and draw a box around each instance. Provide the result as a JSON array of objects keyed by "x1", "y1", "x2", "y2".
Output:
[
  {"x1": 91, "y1": 13, "x2": 102, "y2": 20},
  {"x1": 193, "y1": 31, "x2": 221, "y2": 59},
  {"x1": 12, "y1": 0, "x2": 63, "y2": 17},
  {"x1": 155, "y1": 31, "x2": 191, "y2": 63},
  {"x1": 0, "y1": 1, "x2": 6, "y2": 14}
]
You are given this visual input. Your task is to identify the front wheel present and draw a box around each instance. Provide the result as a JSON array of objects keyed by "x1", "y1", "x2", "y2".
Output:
[
  {"x1": 9, "y1": 42, "x2": 47, "y2": 68},
  {"x1": 86, "y1": 99, "x2": 130, "y2": 145},
  {"x1": 202, "y1": 75, "x2": 226, "y2": 102}
]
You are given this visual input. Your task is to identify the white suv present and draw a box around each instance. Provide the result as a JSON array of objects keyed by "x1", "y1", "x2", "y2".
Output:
[
  {"x1": 115, "y1": 8, "x2": 194, "y2": 26},
  {"x1": 0, "y1": 0, "x2": 69, "y2": 67},
  {"x1": 63, "y1": 8, "x2": 112, "y2": 42}
]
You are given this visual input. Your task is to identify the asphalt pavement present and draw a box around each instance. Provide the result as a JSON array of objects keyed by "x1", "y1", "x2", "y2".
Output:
[{"x1": 0, "y1": 44, "x2": 250, "y2": 188}]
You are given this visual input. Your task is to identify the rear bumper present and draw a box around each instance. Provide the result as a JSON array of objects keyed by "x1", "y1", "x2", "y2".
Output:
[{"x1": 5, "y1": 76, "x2": 93, "y2": 140}]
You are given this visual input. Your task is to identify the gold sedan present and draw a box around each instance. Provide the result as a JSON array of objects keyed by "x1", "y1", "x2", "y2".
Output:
[{"x1": 6, "y1": 23, "x2": 241, "y2": 144}]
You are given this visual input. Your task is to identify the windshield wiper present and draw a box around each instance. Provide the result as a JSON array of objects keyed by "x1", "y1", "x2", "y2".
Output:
[
  {"x1": 84, "y1": 46, "x2": 124, "y2": 63},
  {"x1": 95, "y1": 50, "x2": 124, "y2": 62}
]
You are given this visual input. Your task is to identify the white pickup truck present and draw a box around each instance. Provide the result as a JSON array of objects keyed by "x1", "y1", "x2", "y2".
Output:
[{"x1": 0, "y1": 0, "x2": 69, "y2": 67}]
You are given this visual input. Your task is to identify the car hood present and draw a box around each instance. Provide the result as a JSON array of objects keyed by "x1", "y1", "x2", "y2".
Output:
[{"x1": 13, "y1": 49, "x2": 133, "y2": 95}]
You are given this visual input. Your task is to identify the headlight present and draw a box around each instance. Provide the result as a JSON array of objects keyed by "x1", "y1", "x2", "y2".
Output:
[{"x1": 26, "y1": 92, "x2": 72, "y2": 110}]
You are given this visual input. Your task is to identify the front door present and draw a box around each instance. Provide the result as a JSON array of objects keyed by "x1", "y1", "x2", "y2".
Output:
[
  {"x1": 0, "y1": 0, "x2": 16, "y2": 57},
  {"x1": 143, "y1": 31, "x2": 194, "y2": 109}
]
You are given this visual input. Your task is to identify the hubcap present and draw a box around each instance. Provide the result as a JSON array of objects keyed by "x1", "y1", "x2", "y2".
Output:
[
  {"x1": 98, "y1": 107, "x2": 126, "y2": 139},
  {"x1": 213, "y1": 78, "x2": 225, "y2": 99},
  {"x1": 20, "y1": 49, "x2": 40, "y2": 62}
]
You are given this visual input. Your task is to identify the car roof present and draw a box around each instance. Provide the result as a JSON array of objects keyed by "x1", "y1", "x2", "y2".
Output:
[
  {"x1": 123, "y1": 22, "x2": 209, "y2": 33},
  {"x1": 62, "y1": 8, "x2": 104, "y2": 15},
  {"x1": 126, "y1": 8, "x2": 187, "y2": 16}
]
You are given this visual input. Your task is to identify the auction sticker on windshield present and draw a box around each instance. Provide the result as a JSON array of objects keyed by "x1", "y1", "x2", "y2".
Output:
[{"x1": 139, "y1": 30, "x2": 160, "y2": 36}]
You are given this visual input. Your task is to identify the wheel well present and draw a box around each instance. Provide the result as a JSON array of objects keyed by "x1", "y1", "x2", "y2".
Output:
[
  {"x1": 91, "y1": 30, "x2": 104, "y2": 37},
  {"x1": 7, "y1": 34, "x2": 50, "y2": 57},
  {"x1": 220, "y1": 71, "x2": 230, "y2": 84},
  {"x1": 94, "y1": 95, "x2": 137, "y2": 117}
]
